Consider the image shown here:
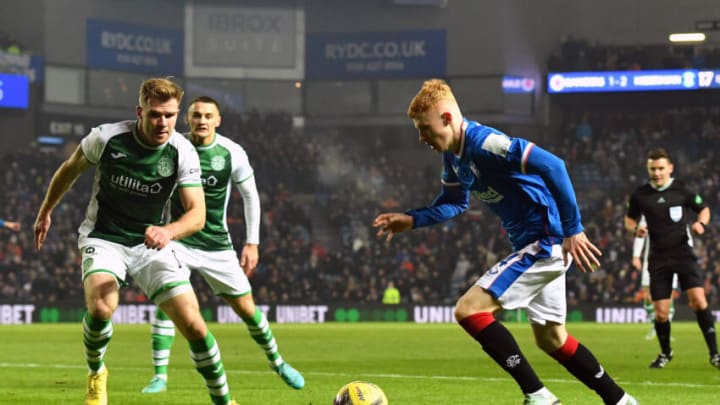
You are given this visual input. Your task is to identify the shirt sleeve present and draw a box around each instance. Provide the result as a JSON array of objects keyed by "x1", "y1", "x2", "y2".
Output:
[
  {"x1": 521, "y1": 142, "x2": 583, "y2": 237},
  {"x1": 686, "y1": 186, "x2": 708, "y2": 213},
  {"x1": 235, "y1": 176, "x2": 261, "y2": 244},
  {"x1": 626, "y1": 191, "x2": 642, "y2": 221},
  {"x1": 175, "y1": 135, "x2": 202, "y2": 187},
  {"x1": 231, "y1": 144, "x2": 260, "y2": 244},
  {"x1": 406, "y1": 153, "x2": 469, "y2": 228},
  {"x1": 79, "y1": 126, "x2": 107, "y2": 165}
]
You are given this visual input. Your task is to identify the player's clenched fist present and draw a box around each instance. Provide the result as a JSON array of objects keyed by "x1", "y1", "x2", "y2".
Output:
[{"x1": 145, "y1": 225, "x2": 172, "y2": 250}]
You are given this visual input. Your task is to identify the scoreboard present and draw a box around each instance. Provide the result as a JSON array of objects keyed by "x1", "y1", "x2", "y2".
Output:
[{"x1": 547, "y1": 69, "x2": 720, "y2": 94}]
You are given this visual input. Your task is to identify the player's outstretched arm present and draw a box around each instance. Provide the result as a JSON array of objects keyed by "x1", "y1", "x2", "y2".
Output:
[
  {"x1": 3, "y1": 221, "x2": 20, "y2": 231},
  {"x1": 373, "y1": 213, "x2": 413, "y2": 243},
  {"x1": 34, "y1": 145, "x2": 91, "y2": 250},
  {"x1": 561, "y1": 231, "x2": 602, "y2": 273}
]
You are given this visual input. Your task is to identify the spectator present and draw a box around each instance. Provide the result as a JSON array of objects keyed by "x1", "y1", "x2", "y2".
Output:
[{"x1": 382, "y1": 281, "x2": 401, "y2": 304}]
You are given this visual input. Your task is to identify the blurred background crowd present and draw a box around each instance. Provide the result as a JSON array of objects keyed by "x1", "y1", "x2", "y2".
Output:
[
  {"x1": 2, "y1": 102, "x2": 720, "y2": 309},
  {"x1": 2, "y1": 4, "x2": 720, "y2": 312}
]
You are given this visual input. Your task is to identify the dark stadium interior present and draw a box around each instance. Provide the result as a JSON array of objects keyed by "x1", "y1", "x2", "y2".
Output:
[{"x1": 1, "y1": 0, "x2": 720, "y2": 317}]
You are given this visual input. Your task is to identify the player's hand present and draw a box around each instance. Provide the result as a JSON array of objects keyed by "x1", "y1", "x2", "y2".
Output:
[
  {"x1": 240, "y1": 243, "x2": 259, "y2": 277},
  {"x1": 631, "y1": 257, "x2": 642, "y2": 270},
  {"x1": 635, "y1": 226, "x2": 648, "y2": 238},
  {"x1": 34, "y1": 214, "x2": 51, "y2": 251},
  {"x1": 562, "y1": 231, "x2": 602, "y2": 273},
  {"x1": 373, "y1": 212, "x2": 413, "y2": 243},
  {"x1": 144, "y1": 225, "x2": 172, "y2": 250},
  {"x1": 5, "y1": 221, "x2": 20, "y2": 232},
  {"x1": 691, "y1": 221, "x2": 706, "y2": 235}
]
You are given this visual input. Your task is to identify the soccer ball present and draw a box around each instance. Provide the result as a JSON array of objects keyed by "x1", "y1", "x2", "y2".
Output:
[{"x1": 333, "y1": 381, "x2": 388, "y2": 405}]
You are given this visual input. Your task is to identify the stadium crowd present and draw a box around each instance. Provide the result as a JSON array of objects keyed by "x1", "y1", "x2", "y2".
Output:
[
  {"x1": 2, "y1": 106, "x2": 720, "y2": 309},
  {"x1": 547, "y1": 34, "x2": 720, "y2": 71}
]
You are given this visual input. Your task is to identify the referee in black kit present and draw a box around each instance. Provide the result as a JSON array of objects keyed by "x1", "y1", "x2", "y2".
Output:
[{"x1": 624, "y1": 147, "x2": 720, "y2": 370}]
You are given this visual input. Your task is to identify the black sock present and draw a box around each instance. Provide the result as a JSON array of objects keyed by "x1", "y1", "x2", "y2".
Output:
[
  {"x1": 696, "y1": 307, "x2": 718, "y2": 355},
  {"x1": 553, "y1": 340, "x2": 624, "y2": 405},
  {"x1": 475, "y1": 322, "x2": 543, "y2": 394},
  {"x1": 655, "y1": 320, "x2": 672, "y2": 354}
]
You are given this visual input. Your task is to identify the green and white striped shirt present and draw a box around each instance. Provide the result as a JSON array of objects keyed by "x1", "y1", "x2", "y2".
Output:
[
  {"x1": 171, "y1": 132, "x2": 259, "y2": 251},
  {"x1": 78, "y1": 120, "x2": 202, "y2": 246}
]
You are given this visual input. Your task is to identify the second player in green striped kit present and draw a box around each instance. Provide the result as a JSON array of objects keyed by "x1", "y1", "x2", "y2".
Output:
[{"x1": 142, "y1": 96, "x2": 305, "y2": 394}]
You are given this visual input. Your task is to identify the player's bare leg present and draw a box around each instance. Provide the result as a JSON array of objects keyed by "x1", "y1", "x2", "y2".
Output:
[{"x1": 225, "y1": 294, "x2": 304, "y2": 389}]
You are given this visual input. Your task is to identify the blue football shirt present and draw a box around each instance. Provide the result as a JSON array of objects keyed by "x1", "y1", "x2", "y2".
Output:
[{"x1": 407, "y1": 119, "x2": 583, "y2": 251}]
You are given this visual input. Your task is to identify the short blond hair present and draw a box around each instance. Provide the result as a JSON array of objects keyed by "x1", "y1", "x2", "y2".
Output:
[
  {"x1": 138, "y1": 77, "x2": 184, "y2": 108},
  {"x1": 407, "y1": 78, "x2": 457, "y2": 119}
]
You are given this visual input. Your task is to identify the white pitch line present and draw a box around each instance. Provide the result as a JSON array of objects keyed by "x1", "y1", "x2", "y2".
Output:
[{"x1": 0, "y1": 362, "x2": 715, "y2": 389}]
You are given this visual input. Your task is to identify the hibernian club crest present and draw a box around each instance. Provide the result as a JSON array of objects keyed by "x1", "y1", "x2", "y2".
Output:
[
  {"x1": 157, "y1": 156, "x2": 175, "y2": 177},
  {"x1": 211, "y1": 155, "x2": 226, "y2": 171}
]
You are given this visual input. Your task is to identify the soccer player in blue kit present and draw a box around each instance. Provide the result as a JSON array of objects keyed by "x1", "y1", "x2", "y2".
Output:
[{"x1": 373, "y1": 79, "x2": 638, "y2": 405}]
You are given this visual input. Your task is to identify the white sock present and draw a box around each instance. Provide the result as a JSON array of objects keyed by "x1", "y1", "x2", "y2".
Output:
[
  {"x1": 528, "y1": 387, "x2": 553, "y2": 397},
  {"x1": 616, "y1": 393, "x2": 632, "y2": 405}
]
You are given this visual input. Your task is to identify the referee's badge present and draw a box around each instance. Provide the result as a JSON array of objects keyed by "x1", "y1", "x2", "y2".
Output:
[{"x1": 669, "y1": 206, "x2": 682, "y2": 222}]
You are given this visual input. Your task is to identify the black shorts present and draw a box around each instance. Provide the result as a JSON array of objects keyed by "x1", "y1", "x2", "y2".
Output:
[{"x1": 648, "y1": 256, "x2": 703, "y2": 300}]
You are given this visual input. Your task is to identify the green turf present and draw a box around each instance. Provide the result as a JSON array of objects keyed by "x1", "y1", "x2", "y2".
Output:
[{"x1": 0, "y1": 322, "x2": 718, "y2": 404}]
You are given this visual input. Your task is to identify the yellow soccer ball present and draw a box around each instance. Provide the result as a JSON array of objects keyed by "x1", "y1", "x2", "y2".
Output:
[{"x1": 333, "y1": 381, "x2": 388, "y2": 405}]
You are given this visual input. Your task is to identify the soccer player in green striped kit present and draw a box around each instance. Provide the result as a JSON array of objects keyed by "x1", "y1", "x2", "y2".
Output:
[
  {"x1": 34, "y1": 78, "x2": 238, "y2": 405},
  {"x1": 141, "y1": 96, "x2": 304, "y2": 394}
]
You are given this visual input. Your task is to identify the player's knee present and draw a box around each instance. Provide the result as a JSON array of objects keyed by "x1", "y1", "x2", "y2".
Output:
[
  {"x1": 688, "y1": 301, "x2": 707, "y2": 312},
  {"x1": 229, "y1": 295, "x2": 256, "y2": 319},
  {"x1": 454, "y1": 299, "x2": 483, "y2": 321},
  {"x1": 654, "y1": 311, "x2": 670, "y2": 322},
  {"x1": 168, "y1": 304, "x2": 206, "y2": 339},
  {"x1": 532, "y1": 323, "x2": 566, "y2": 353},
  {"x1": 687, "y1": 290, "x2": 708, "y2": 311},
  {"x1": 536, "y1": 336, "x2": 562, "y2": 353},
  {"x1": 85, "y1": 293, "x2": 117, "y2": 319},
  {"x1": 454, "y1": 288, "x2": 497, "y2": 321},
  {"x1": 87, "y1": 300, "x2": 115, "y2": 320}
]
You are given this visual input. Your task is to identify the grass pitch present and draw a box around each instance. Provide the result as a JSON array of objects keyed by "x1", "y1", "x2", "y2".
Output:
[{"x1": 0, "y1": 322, "x2": 718, "y2": 404}]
